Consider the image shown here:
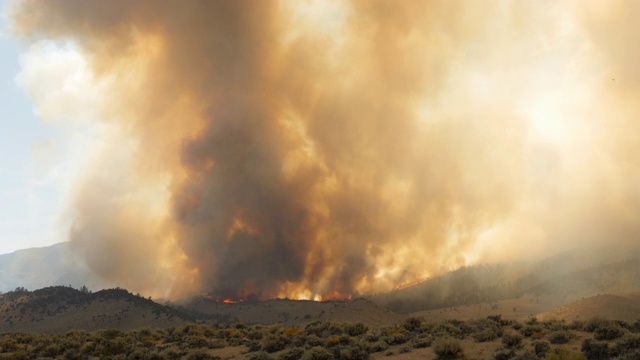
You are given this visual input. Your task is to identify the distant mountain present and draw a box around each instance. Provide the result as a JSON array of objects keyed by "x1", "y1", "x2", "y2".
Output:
[{"x1": 0, "y1": 242, "x2": 97, "y2": 293}]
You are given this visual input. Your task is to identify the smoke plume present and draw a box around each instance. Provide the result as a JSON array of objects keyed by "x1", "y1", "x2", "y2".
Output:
[{"x1": 9, "y1": 0, "x2": 640, "y2": 300}]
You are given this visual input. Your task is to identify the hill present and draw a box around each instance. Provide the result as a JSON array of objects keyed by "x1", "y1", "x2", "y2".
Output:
[
  {"x1": 537, "y1": 292, "x2": 640, "y2": 321},
  {"x1": 0, "y1": 286, "x2": 188, "y2": 333}
]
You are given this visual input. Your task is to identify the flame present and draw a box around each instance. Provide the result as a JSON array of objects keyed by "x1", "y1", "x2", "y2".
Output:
[{"x1": 394, "y1": 278, "x2": 429, "y2": 291}]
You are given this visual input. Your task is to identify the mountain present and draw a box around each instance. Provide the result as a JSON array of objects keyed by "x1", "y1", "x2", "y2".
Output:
[{"x1": 0, "y1": 242, "x2": 97, "y2": 293}]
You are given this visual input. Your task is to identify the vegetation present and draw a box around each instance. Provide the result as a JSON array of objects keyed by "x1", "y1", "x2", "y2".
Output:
[{"x1": 0, "y1": 305, "x2": 636, "y2": 360}]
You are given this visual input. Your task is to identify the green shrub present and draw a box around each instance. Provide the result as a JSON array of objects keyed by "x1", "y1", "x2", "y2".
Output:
[
  {"x1": 403, "y1": 318, "x2": 423, "y2": 332},
  {"x1": 493, "y1": 349, "x2": 515, "y2": 360},
  {"x1": 615, "y1": 349, "x2": 640, "y2": 360},
  {"x1": 159, "y1": 346, "x2": 181, "y2": 359},
  {"x1": 412, "y1": 336, "x2": 432, "y2": 349},
  {"x1": 301, "y1": 346, "x2": 333, "y2": 360},
  {"x1": 10, "y1": 350, "x2": 28, "y2": 360},
  {"x1": 514, "y1": 350, "x2": 538, "y2": 360},
  {"x1": 432, "y1": 323, "x2": 464, "y2": 340},
  {"x1": 594, "y1": 322, "x2": 625, "y2": 340},
  {"x1": 548, "y1": 331, "x2": 571, "y2": 344},
  {"x1": 261, "y1": 334, "x2": 287, "y2": 353},
  {"x1": 502, "y1": 333, "x2": 523, "y2": 349},
  {"x1": 248, "y1": 352, "x2": 273, "y2": 360},
  {"x1": 337, "y1": 344, "x2": 369, "y2": 360},
  {"x1": 432, "y1": 337, "x2": 464, "y2": 360},
  {"x1": 583, "y1": 318, "x2": 608, "y2": 333},
  {"x1": 184, "y1": 349, "x2": 221, "y2": 360},
  {"x1": 614, "y1": 334, "x2": 640, "y2": 356},
  {"x1": 278, "y1": 348, "x2": 304, "y2": 360},
  {"x1": 472, "y1": 318, "x2": 503, "y2": 342},
  {"x1": 520, "y1": 324, "x2": 544, "y2": 338},
  {"x1": 532, "y1": 340, "x2": 551, "y2": 358},
  {"x1": 368, "y1": 341, "x2": 388, "y2": 353},
  {"x1": 544, "y1": 349, "x2": 586, "y2": 360},
  {"x1": 345, "y1": 323, "x2": 368, "y2": 337},
  {"x1": 581, "y1": 339, "x2": 609, "y2": 360}
]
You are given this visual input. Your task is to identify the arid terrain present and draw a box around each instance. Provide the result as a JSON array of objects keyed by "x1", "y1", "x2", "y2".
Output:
[{"x1": 1, "y1": 247, "x2": 640, "y2": 359}]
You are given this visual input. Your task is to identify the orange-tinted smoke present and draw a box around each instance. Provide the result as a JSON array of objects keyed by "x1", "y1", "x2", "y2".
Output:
[{"x1": 9, "y1": 0, "x2": 640, "y2": 300}]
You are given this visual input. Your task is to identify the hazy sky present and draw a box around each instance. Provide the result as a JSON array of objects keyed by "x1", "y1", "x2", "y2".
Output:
[{"x1": 0, "y1": 0, "x2": 65, "y2": 255}]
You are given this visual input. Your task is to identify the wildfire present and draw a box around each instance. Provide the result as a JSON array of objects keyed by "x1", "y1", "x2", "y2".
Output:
[
  {"x1": 394, "y1": 278, "x2": 429, "y2": 291},
  {"x1": 203, "y1": 294, "x2": 245, "y2": 304},
  {"x1": 222, "y1": 299, "x2": 243, "y2": 304}
]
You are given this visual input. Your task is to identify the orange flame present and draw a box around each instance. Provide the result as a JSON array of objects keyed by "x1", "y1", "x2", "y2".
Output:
[{"x1": 394, "y1": 278, "x2": 429, "y2": 291}]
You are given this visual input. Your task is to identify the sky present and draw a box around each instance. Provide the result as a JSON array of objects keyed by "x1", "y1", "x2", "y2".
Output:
[
  {"x1": 0, "y1": 0, "x2": 65, "y2": 255},
  {"x1": 2, "y1": 0, "x2": 640, "y2": 301}
]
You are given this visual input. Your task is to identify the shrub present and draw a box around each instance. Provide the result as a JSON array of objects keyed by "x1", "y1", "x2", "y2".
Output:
[
  {"x1": 338, "y1": 344, "x2": 370, "y2": 360},
  {"x1": 614, "y1": 334, "x2": 640, "y2": 356},
  {"x1": 185, "y1": 349, "x2": 221, "y2": 360},
  {"x1": 514, "y1": 350, "x2": 538, "y2": 360},
  {"x1": 248, "y1": 352, "x2": 273, "y2": 360},
  {"x1": 544, "y1": 349, "x2": 586, "y2": 360},
  {"x1": 381, "y1": 333, "x2": 407, "y2": 346},
  {"x1": 502, "y1": 333, "x2": 523, "y2": 349},
  {"x1": 472, "y1": 318, "x2": 503, "y2": 342},
  {"x1": 278, "y1": 348, "x2": 304, "y2": 360},
  {"x1": 594, "y1": 322, "x2": 625, "y2": 340},
  {"x1": 403, "y1": 318, "x2": 423, "y2": 332},
  {"x1": 532, "y1": 340, "x2": 551, "y2": 358},
  {"x1": 615, "y1": 349, "x2": 640, "y2": 360},
  {"x1": 345, "y1": 323, "x2": 368, "y2": 337},
  {"x1": 368, "y1": 341, "x2": 388, "y2": 353},
  {"x1": 493, "y1": 349, "x2": 515, "y2": 360},
  {"x1": 520, "y1": 324, "x2": 544, "y2": 338},
  {"x1": 261, "y1": 334, "x2": 287, "y2": 353},
  {"x1": 159, "y1": 346, "x2": 181, "y2": 359},
  {"x1": 548, "y1": 330, "x2": 571, "y2": 344},
  {"x1": 583, "y1": 318, "x2": 608, "y2": 333},
  {"x1": 412, "y1": 336, "x2": 432, "y2": 349},
  {"x1": 10, "y1": 350, "x2": 28, "y2": 360},
  {"x1": 302, "y1": 346, "x2": 333, "y2": 360},
  {"x1": 432, "y1": 323, "x2": 464, "y2": 340},
  {"x1": 432, "y1": 337, "x2": 464, "y2": 360},
  {"x1": 581, "y1": 339, "x2": 609, "y2": 360}
]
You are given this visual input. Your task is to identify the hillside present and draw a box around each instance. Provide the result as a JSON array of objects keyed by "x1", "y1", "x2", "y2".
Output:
[
  {"x1": 538, "y1": 292, "x2": 640, "y2": 321},
  {"x1": 371, "y1": 249, "x2": 640, "y2": 314},
  {"x1": 0, "y1": 286, "x2": 188, "y2": 333}
]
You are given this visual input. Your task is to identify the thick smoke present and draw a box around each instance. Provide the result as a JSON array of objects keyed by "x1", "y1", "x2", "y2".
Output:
[{"x1": 9, "y1": 0, "x2": 640, "y2": 300}]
